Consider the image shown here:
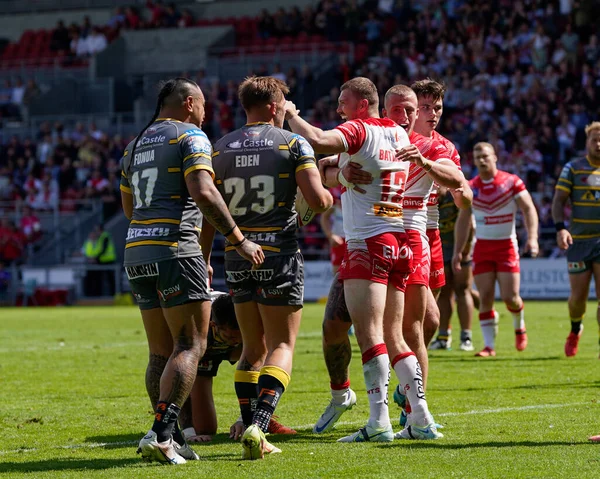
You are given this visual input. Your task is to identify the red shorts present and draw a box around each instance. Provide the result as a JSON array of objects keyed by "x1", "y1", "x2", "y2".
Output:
[
  {"x1": 406, "y1": 229, "x2": 430, "y2": 286},
  {"x1": 330, "y1": 240, "x2": 346, "y2": 267},
  {"x1": 473, "y1": 238, "x2": 520, "y2": 275},
  {"x1": 339, "y1": 232, "x2": 413, "y2": 292},
  {"x1": 426, "y1": 229, "x2": 446, "y2": 289}
]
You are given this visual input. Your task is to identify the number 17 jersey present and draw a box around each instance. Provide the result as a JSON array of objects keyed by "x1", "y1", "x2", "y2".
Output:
[
  {"x1": 120, "y1": 118, "x2": 214, "y2": 267},
  {"x1": 335, "y1": 118, "x2": 411, "y2": 241}
]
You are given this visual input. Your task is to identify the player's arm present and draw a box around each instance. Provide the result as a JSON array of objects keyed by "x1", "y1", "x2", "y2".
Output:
[
  {"x1": 319, "y1": 206, "x2": 335, "y2": 239},
  {"x1": 296, "y1": 167, "x2": 333, "y2": 213},
  {"x1": 552, "y1": 171, "x2": 573, "y2": 250},
  {"x1": 396, "y1": 146, "x2": 463, "y2": 189},
  {"x1": 452, "y1": 206, "x2": 473, "y2": 272},
  {"x1": 515, "y1": 190, "x2": 540, "y2": 258},
  {"x1": 200, "y1": 217, "x2": 216, "y2": 284},
  {"x1": 285, "y1": 102, "x2": 346, "y2": 154},
  {"x1": 119, "y1": 165, "x2": 133, "y2": 219},
  {"x1": 449, "y1": 179, "x2": 473, "y2": 209}
]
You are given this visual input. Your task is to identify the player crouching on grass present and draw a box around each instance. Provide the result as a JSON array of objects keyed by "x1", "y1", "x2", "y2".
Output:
[{"x1": 178, "y1": 292, "x2": 296, "y2": 443}]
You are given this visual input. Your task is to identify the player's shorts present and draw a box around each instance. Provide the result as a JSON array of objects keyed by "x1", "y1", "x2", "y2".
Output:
[
  {"x1": 125, "y1": 256, "x2": 211, "y2": 310},
  {"x1": 225, "y1": 252, "x2": 304, "y2": 306},
  {"x1": 331, "y1": 240, "x2": 346, "y2": 267},
  {"x1": 426, "y1": 229, "x2": 446, "y2": 289},
  {"x1": 442, "y1": 231, "x2": 474, "y2": 268},
  {"x1": 566, "y1": 238, "x2": 600, "y2": 274},
  {"x1": 339, "y1": 232, "x2": 413, "y2": 292},
  {"x1": 197, "y1": 354, "x2": 232, "y2": 377},
  {"x1": 473, "y1": 238, "x2": 520, "y2": 276},
  {"x1": 406, "y1": 229, "x2": 430, "y2": 286}
]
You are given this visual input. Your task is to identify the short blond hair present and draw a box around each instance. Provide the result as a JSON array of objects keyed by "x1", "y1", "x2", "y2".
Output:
[
  {"x1": 585, "y1": 122, "x2": 600, "y2": 136},
  {"x1": 384, "y1": 84, "x2": 416, "y2": 104},
  {"x1": 238, "y1": 76, "x2": 289, "y2": 111},
  {"x1": 474, "y1": 142, "x2": 495, "y2": 153}
]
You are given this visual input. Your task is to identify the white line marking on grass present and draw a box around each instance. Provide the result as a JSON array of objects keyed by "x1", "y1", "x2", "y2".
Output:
[{"x1": 0, "y1": 402, "x2": 592, "y2": 455}]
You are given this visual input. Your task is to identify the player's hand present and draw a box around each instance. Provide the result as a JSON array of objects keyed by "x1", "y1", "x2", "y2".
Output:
[
  {"x1": 235, "y1": 240, "x2": 265, "y2": 266},
  {"x1": 329, "y1": 234, "x2": 344, "y2": 247},
  {"x1": 187, "y1": 434, "x2": 213, "y2": 443},
  {"x1": 206, "y1": 263, "x2": 214, "y2": 286},
  {"x1": 318, "y1": 155, "x2": 338, "y2": 183},
  {"x1": 396, "y1": 145, "x2": 427, "y2": 168},
  {"x1": 229, "y1": 421, "x2": 245, "y2": 441},
  {"x1": 556, "y1": 229, "x2": 573, "y2": 250},
  {"x1": 284, "y1": 101, "x2": 300, "y2": 120},
  {"x1": 524, "y1": 238, "x2": 539, "y2": 258},
  {"x1": 342, "y1": 162, "x2": 372, "y2": 194},
  {"x1": 452, "y1": 251, "x2": 463, "y2": 273}
]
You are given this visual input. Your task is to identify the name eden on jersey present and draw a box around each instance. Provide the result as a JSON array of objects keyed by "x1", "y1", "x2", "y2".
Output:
[{"x1": 235, "y1": 154, "x2": 259, "y2": 167}]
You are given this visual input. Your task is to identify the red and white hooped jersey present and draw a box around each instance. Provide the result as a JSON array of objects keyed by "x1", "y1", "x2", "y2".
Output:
[
  {"x1": 403, "y1": 131, "x2": 452, "y2": 234},
  {"x1": 470, "y1": 170, "x2": 527, "y2": 240},
  {"x1": 335, "y1": 117, "x2": 411, "y2": 241},
  {"x1": 426, "y1": 131, "x2": 462, "y2": 230}
]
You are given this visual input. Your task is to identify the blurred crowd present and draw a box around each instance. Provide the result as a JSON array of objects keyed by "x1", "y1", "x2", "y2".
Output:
[{"x1": 2, "y1": 0, "x2": 599, "y2": 262}]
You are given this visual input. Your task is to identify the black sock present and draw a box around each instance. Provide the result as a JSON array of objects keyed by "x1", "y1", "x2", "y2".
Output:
[
  {"x1": 152, "y1": 401, "x2": 181, "y2": 443},
  {"x1": 172, "y1": 421, "x2": 185, "y2": 446},
  {"x1": 460, "y1": 330, "x2": 472, "y2": 342},
  {"x1": 571, "y1": 320, "x2": 582, "y2": 334},
  {"x1": 234, "y1": 371, "x2": 259, "y2": 427},
  {"x1": 253, "y1": 374, "x2": 285, "y2": 433}
]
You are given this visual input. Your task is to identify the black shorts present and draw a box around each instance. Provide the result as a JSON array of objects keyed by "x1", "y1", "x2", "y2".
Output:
[
  {"x1": 125, "y1": 256, "x2": 211, "y2": 310},
  {"x1": 566, "y1": 238, "x2": 600, "y2": 274},
  {"x1": 225, "y1": 252, "x2": 304, "y2": 306},
  {"x1": 197, "y1": 355, "x2": 231, "y2": 377}
]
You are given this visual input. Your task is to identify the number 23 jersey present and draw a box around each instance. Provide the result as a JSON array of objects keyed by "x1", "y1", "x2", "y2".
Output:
[
  {"x1": 335, "y1": 118, "x2": 411, "y2": 241},
  {"x1": 120, "y1": 118, "x2": 214, "y2": 267},
  {"x1": 212, "y1": 122, "x2": 317, "y2": 259}
]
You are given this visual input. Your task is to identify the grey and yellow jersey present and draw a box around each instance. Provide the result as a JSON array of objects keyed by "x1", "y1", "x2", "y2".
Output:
[
  {"x1": 120, "y1": 118, "x2": 214, "y2": 267},
  {"x1": 212, "y1": 122, "x2": 317, "y2": 259},
  {"x1": 438, "y1": 191, "x2": 458, "y2": 249},
  {"x1": 556, "y1": 157, "x2": 600, "y2": 240}
]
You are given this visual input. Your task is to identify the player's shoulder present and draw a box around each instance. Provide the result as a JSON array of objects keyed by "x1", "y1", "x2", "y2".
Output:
[
  {"x1": 213, "y1": 128, "x2": 242, "y2": 151},
  {"x1": 568, "y1": 157, "x2": 591, "y2": 171}
]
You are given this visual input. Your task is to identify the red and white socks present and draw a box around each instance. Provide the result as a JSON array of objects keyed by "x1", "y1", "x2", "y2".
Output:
[
  {"x1": 330, "y1": 380, "x2": 353, "y2": 406},
  {"x1": 479, "y1": 310, "x2": 498, "y2": 350},
  {"x1": 391, "y1": 351, "x2": 432, "y2": 426},
  {"x1": 361, "y1": 344, "x2": 391, "y2": 429}
]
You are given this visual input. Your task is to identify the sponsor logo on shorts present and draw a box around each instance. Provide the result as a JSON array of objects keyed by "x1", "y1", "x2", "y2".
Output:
[
  {"x1": 383, "y1": 244, "x2": 411, "y2": 260},
  {"x1": 430, "y1": 267, "x2": 444, "y2": 278},
  {"x1": 258, "y1": 287, "x2": 286, "y2": 298},
  {"x1": 198, "y1": 359, "x2": 214, "y2": 371},
  {"x1": 126, "y1": 263, "x2": 159, "y2": 280},
  {"x1": 133, "y1": 293, "x2": 151, "y2": 304},
  {"x1": 568, "y1": 261, "x2": 587, "y2": 273},
  {"x1": 226, "y1": 269, "x2": 274, "y2": 283},
  {"x1": 158, "y1": 284, "x2": 182, "y2": 301}
]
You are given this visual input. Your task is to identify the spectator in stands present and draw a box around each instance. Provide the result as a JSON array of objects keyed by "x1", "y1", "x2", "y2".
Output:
[
  {"x1": 82, "y1": 224, "x2": 116, "y2": 296},
  {"x1": 22, "y1": 80, "x2": 41, "y2": 107},
  {"x1": 20, "y1": 206, "x2": 42, "y2": 244},
  {"x1": 70, "y1": 31, "x2": 90, "y2": 58},
  {"x1": 178, "y1": 9, "x2": 194, "y2": 28},
  {"x1": 50, "y1": 20, "x2": 71, "y2": 54},
  {"x1": 87, "y1": 27, "x2": 108, "y2": 56},
  {"x1": 81, "y1": 16, "x2": 93, "y2": 38},
  {"x1": 11, "y1": 78, "x2": 25, "y2": 107},
  {"x1": 147, "y1": 0, "x2": 165, "y2": 28},
  {"x1": 0, "y1": 263, "x2": 10, "y2": 294},
  {"x1": 125, "y1": 7, "x2": 142, "y2": 29},
  {"x1": 108, "y1": 7, "x2": 126, "y2": 29},
  {"x1": 0, "y1": 221, "x2": 26, "y2": 266},
  {"x1": 258, "y1": 9, "x2": 275, "y2": 39},
  {"x1": 162, "y1": 3, "x2": 180, "y2": 28}
]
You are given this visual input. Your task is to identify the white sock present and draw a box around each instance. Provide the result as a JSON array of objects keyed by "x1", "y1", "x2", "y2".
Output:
[
  {"x1": 331, "y1": 384, "x2": 351, "y2": 405},
  {"x1": 510, "y1": 306, "x2": 525, "y2": 330},
  {"x1": 362, "y1": 344, "x2": 391, "y2": 430},
  {"x1": 392, "y1": 352, "x2": 431, "y2": 426},
  {"x1": 479, "y1": 311, "x2": 497, "y2": 349}
]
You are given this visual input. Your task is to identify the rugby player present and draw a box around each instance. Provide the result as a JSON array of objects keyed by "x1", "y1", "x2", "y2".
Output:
[
  {"x1": 312, "y1": 84, "x2": 465, "y2": 437},
  {"x1": 207, "y1": 76, "x2": 332, "y2": 459},
  {"x1": 411, "y1": 79, "x2": 471, "y2": 347},
  {"x1": 286, "y1": 77, "x2": 441, "y2": 442},
  {"x1": 552, "y1": 122, "x2": 600, "y2": 357},
  {"x1": 176, "y1": 293, "x2": 296, "y2": 442},
  {"x1": 431, "y1": 186, "x2": 480, "y2": 351},
  {"x1": 453, "y1": 142, "x2": 539, "y2": 357},
  {"x1": 120, "y1": 78, "x2": 264, "y2": 464}
]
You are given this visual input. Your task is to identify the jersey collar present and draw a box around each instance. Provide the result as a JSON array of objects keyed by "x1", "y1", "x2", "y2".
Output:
[
  {"x1": 245, "y1": 121, "x2": 271, "y2": 126},
  {"x1": 154, "y1": 118, "x2": 182, "y2": 123},
  {"x1": 586, "y1": 156, "x2": 600, "y2": 168}
]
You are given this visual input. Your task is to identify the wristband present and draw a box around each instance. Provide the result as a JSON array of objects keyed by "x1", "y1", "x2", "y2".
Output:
[
  {"x1": 337, "y1": 168, "x2": 354, "y2": 189},
  {"x1": 223, "y1": 225, "x2": 237, "y2": 238},
  {"x1": 231, "y1": 237, "x2": 247, "y2": 248},
  {"x1": 555, "y1": 222, "x2": 566, "y2": 232}
]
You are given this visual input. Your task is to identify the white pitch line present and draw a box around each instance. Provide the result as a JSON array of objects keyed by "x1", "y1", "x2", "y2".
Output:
[{"x1": 0, "y1": 401, "x2": 593, "y2": 456}]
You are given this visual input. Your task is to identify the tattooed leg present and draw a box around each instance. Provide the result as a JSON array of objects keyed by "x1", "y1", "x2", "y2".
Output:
[
  {"x1": 146, "y1": 353, "x2": 168, "y2": 408},
  {"x1": 322, "y1": 275, "x2": 353, "y2": 386}
]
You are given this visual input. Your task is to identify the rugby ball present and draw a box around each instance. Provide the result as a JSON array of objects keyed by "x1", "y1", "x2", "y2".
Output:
[{"x1": 295, "y1": 188, "x2": 317, "y2": 226}]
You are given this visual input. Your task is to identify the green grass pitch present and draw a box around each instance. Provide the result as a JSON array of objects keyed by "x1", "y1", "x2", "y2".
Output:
[{"x1": 1, "y1": 302, "x2": 599, "y2": 478}]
